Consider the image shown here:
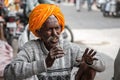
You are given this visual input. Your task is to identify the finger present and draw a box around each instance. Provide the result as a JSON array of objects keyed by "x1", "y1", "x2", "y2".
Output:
[
  {"x1": 91, "y1": 51, "x2": 97, "y2": 57},
  {"x1": 54, "y1": 51, "x2": 64, "y2": 56},
  {"x1": 53, "y1": 46, "x2": 63, "y2": 52},
  {"x1": 83, "y1": 48, "x2": 89, "y2": 56},
  {"x1": 93, "y1": 58, "x2": 98, "y2": 61},
  {"x1": 56, "y1": 54, "x2": 64, "y2": 58},
  {"x1": 88, "y1": 49, "x2": 94, "y2": 56},
  {"x1": 54, "y1": 53, "x2": 64, "y2": 59},
  {"x1": 49, "y1": 53, "x2": 56, "y2": 59},
  {"x1": 49, "y1": 53, "x2": 55, "y2": 58},
  {"x1": 51, "y1": 46, "x2": 58, "y2": 51},
  {"x1": 50, "y1": 48, "x2": 64, "y2": 58},
  {"x1": 76, "y1": 57, "x2": 81, "y2": 62},
  {"x1": 54, "y1": 50, "x2": 64, "y2": 55},
  {"x1": 52, "y1": 46, "x2": 62, "y2": 52},
  {"x1": 50, "y1": 52, "x2": 64, "y2": 59},
  {"x1": 50, "y1": 47, "x2": 62, "y2": 55}
]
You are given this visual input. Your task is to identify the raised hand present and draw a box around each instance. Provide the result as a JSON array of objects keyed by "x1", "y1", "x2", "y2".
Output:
[
  {"x1": 75, "y1": 48, "x2": 97, "y2": 80},
  {"x1": 49, "y1": 46, "x2": 64, "y2": 59},
  {"x1": 82, "y1": 48, "x2": 98, "y2": 65},
  {"x1": 45, "y1": 46, "x2": 64, "y2": 67}
]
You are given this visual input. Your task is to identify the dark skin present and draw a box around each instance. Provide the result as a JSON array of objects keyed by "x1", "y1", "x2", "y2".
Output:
[
  {"x1": 77, "y1": 48, "x2": 98, "y2": 65},
  {"x1": 75, "y1": 48, "x2": 98, "y2": 80},
  {"x1": 36, "y1": 15, "x2": 64, "y2": 67},
  {"x1": 36, "y1": 15, "x2": 98, "y2": 79}
]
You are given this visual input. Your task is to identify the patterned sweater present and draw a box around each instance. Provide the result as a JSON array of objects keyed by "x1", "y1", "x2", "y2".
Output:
[{"x1": 4, "y1": 39, "x2": 105, "y2": 80}]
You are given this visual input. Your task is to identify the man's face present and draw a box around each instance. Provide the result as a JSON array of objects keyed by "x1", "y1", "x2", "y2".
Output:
[{"x1": 37, "y1": 15, "x2": 62, "y2": 49}]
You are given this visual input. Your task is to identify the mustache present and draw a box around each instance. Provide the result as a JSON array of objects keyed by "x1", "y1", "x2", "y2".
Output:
[{"x1": 47, "y1": 36, "x2": 59, "y2": 42}]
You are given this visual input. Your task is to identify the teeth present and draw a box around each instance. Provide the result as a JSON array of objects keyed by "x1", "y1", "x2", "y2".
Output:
[
  {"x1": 51, "y1": 36, "x2": 57, "y2": 41},
  {"x1": 48, "y1": 36, "x2": 57, "y2": 42},
  {"x1": 54, "y1": 37, "x2": 57, "y2": 40}
]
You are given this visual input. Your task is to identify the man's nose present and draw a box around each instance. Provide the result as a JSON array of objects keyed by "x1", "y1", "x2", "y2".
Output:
[{"x1": 52, "y1": 29, "x2": 58, "y2": 37}]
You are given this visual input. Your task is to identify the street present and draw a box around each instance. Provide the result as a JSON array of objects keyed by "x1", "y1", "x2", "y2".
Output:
[
  {"x1": 11, "y1": 2, "x2": 120, "y2": 80},
  {"x1": 59, "y1": 2, "x2": 120, "y2": 80}
]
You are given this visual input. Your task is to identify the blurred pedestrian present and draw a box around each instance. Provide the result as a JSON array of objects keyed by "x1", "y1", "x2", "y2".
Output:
[
  {"x1": 25, "y1": 0, "x2": 39, "y2": 18},
  {"x1": 86, "y1": 0, "x2": 94, "y2": 11},
  {"x1": 0, "y1": 0, "x2": 9, "y2": 18},
  {"x1": 76, "y1": 0, "x2": 81, "y2": 11},
  {"x1": 0, "y1": 16, "x2": 13, "y2": 78},
  {"x1": 4, "y1": 4, "x2": 105, "y2": 80},
  {"x1": 38, "y1": 0, "x2": 55, "y2": 4},
  {"x1": 75, "y1": 0, "x2": 85, "y2": 12},
  {"x1": 0, "y1": 0, "x2": 9, "y2": 7}
]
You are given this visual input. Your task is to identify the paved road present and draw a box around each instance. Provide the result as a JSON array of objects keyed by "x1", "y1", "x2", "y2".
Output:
[{"x1": 59, "y1": 2, "x2": 120, "y2": 80}]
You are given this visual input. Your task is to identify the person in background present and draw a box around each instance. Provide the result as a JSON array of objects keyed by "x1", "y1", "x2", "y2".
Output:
[
  {"x1": 0, "y1": 16, "x2": 13, "y2": 80},
  {"x1": 38, "y1": 0, "x2": 55, "y2": 4},
  {"x1": 4, "y1": 4, "x2": 105, "y2": 80},
  {"x1": 0, "y1": 0, "x2": 9, "y2": 18},
  {"x1": 86, "y1": 0, "x2": 94, "y2": 11},
  {"x1": 25, "y1": 0, "x2": 39, "y2": 18},
  {"x1": 113, "y1": 48, "x2": 120, "y2": 80},
  {"x1": 0, "y1": 3, "x2": 6, "y2": 17},
  {"x1": 75, "y1": 0, "x2": 82, "y2": 12},
  {"x1": 75, "y1": 0, "x2": 85, "y2": 12},
  {"x1": 0, "y1": 0, "x2": 9, "y2": 7},
  {"x1": 25, "y1": 0, "x2": 55, "y2": 16}
]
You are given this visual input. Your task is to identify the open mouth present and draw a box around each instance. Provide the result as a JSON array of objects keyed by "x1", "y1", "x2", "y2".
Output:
[
  {"x1": 48, "y1": 36, "x2": 59, "y2": 44},
  {"x1": 51, "y1": 38, "x2": 59, "y2": 43}
]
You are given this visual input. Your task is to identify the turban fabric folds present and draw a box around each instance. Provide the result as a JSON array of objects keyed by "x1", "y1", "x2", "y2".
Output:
[{"x1": 29, "y1": 4, "x2": 65, "y2": 37}]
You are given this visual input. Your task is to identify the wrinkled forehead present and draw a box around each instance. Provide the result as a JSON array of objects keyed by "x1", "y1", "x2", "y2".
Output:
[{"x1": 43, "y1": 15, "x2": 59, "y2": 25}]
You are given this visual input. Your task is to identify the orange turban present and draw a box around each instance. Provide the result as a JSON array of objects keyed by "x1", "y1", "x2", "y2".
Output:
[{"x1": 29, "y1": 4, "x2": 65, "y2": 37}]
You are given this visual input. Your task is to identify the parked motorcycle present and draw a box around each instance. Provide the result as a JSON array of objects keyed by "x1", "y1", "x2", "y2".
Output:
[
  {"x1": 96, "y1": 0, "x2": 106, "y2": 9},
  {"x1": 101, "y1": 0, "x2": 120, "y2": 17}
]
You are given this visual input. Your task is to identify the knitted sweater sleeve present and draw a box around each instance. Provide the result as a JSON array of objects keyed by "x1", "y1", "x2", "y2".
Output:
[
  {"x1": 70, "y1": 42, "x2": 105, "y2": 72},
  {"x1": 4, "y1": 41, "x2": 47, "y2": 80}
]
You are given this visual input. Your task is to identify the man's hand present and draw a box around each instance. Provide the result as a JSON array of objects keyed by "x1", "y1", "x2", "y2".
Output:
[
  {"x1": 82, "y1": 48, "x2": 98, "y2": 65},
  {"x1": 45, "y1": 46, "x2": 64, "y2": 68},
  {"x1": 75, "y1": 48, "x2": 97, "y2": 80}
]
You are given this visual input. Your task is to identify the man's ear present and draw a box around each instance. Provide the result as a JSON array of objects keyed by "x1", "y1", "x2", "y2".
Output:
[
  {"x1": 36, "y1": 30, "x2": 41, "y2": 37},
  {"x1": 36, "y1": 30, "x2": 39, "y2": 34}
]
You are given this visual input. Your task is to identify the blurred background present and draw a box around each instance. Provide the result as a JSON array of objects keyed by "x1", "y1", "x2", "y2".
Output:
[{"x1": 0, "y1": 0, "x2": 120, "y2": 80}]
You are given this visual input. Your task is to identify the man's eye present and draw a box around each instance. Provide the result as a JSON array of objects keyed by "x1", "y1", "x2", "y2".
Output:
[
  {"x1": 55, "y1": 27, "x2": 60, "y2": 30},
  {"x1": 47, "y1": 29, "x2": 52, "y2": 32}
]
